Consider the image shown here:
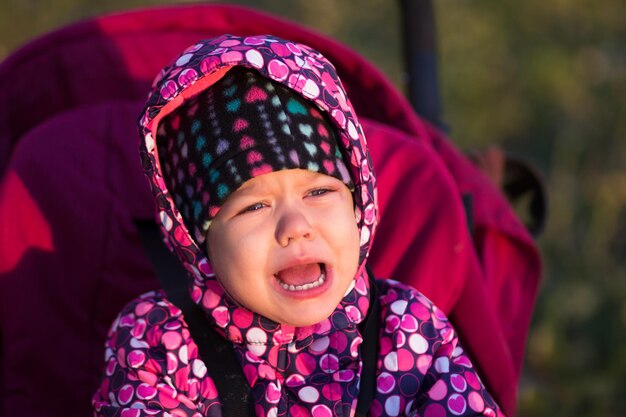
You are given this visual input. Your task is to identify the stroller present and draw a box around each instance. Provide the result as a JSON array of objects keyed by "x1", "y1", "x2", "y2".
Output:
[{"x1": 0, "y1": 4, "x2": 541, "y2": 417}]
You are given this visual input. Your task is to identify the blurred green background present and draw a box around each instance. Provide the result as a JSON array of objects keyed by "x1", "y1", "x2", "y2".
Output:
[{"x1": 1, "y1": 0, "x2": 624, "y2": 416}]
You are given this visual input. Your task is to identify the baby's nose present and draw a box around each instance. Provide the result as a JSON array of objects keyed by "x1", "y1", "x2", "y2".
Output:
[{"x1": 275, "y1": 208, "x2": 314, "y2": 247}]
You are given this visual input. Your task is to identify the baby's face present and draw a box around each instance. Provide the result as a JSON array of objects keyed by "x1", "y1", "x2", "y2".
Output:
[{"x1": 206, "y1": 169, "x2": 360, "y2": 327}]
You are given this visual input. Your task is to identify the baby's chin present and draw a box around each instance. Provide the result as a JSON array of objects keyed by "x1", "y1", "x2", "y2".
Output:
[
  {"x1": 273, "y1": 304, "x2": 338, "y2": 328},
  {"x1": 270, "y1": 282, "x2": 355, "y2": 327}
]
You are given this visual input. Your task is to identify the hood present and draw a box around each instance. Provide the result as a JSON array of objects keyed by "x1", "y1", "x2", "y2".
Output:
[{"x1": 138, "y1": 34, "x2": 378, "y2": 344}]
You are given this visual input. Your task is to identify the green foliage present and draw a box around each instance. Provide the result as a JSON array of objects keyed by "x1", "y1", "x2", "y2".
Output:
[
  {"x1": 1, "y1": 0, "x2": 624, "y2": 416},
  {"x1": 438, "y1": 4, "x2": 626, "y2": 416}
]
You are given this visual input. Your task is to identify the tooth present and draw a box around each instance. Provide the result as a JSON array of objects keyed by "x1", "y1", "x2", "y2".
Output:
[{"x1": 276, "y1": 270, "x2": 328, "y2": 291}]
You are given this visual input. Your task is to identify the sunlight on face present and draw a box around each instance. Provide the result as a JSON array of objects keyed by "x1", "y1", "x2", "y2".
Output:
[{"x1": 206, "y1": 169, "x2": 360, "y2": 327}]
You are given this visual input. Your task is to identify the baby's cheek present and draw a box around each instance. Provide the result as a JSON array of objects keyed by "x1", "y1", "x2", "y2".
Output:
[{"x1": 348, "y1": 221, "x2": 362, "y2": 263}]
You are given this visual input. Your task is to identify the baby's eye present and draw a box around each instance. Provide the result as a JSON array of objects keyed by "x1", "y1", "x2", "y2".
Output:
[
  {"x1": 238, "y1": 202, "x2": 266, "y2": 215},
  {"x1": 308, "y1": 188, "x2": 333, "y2": 197}
]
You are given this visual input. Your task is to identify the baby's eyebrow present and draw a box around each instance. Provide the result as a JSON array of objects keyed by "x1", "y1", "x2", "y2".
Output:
[
  {"x1": 224, "y1": 184, "x2": 272, "y2": 206},
  {"x1": 232, "y1": 182, "x2": 265, "y2": 196},
  {"x1": 231, "y1": 170, "x2": 332, "y2": 198}
]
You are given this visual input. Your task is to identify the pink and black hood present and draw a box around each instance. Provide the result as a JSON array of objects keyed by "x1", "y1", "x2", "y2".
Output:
[{"x1": 138, "y1": 34, "x2": 378, "y2": 345}]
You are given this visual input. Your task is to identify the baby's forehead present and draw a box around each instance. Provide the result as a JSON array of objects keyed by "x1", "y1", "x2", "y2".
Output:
[{"x1": 232, "y1": 169, "x2": 343, "y2": 196}]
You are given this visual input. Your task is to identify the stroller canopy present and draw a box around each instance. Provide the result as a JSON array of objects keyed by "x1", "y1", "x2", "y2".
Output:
[{"x1": 0, "y1": 4, "x2": 540, "y2": 417}]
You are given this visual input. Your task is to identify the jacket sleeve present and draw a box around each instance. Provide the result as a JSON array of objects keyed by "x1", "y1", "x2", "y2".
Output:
[
  {"x1": 377, "y1": 280, "x2": 504, "y2": 417},
  {"x1": 408, "y1": 327, "x2": 504, "y2": 417},
  {"x1": 91, "y1": 292, "x2": 219, "y2": 417},
  {"x1": 407, "y1": 297, "x2": 504, "y2": 417}
]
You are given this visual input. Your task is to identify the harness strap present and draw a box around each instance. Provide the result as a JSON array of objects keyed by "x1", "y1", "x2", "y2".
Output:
[
  {"x1": 184, "y1": 300, "x2": 253, "y2": 415},
  {"x1": 355, "y1": 267, "x2": 380, "y2": 417},
  {"x1": 134, "y1": 220, "x2": 253, "y2": 415}
]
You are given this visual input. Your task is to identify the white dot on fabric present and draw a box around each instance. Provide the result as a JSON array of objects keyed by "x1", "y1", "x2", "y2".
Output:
[
  {"x1": 298, "y1": 386, "x2": 320, "y2": 403},
  {"x1": 145, "y1": 132, "x2": 155, "y2": 152},
  {"x1": 192, "y1": 359, "x2": 207, "y2": 378},
  {"x1": 248, "y1": 344, "x2": 267, "y2": 357},
  {"x1": 384, "y1": 395, "x2": 401, "y2": 417},
  {"x1": 178, "y1": 345, "x2": 188, "y2": 365},
  {"x1": 245, "y1": 50, "x2": 264, "y2": 68},
  {"x1": 360, "y1": 226, "x2": 370, "y2": 246},
  {"x1": 246, "y1": 327, "x2": 267, "y2": 343},
  {"x1": 294, "y1": 55, "x2": 305, "y2": 68},
  {"x1": 383, "y1": 352, "x2": 398, "y2": 372},
  {"x1": 302, "y1": 79, "x2": 320, "y2": 99},
  {"x1": 390, "y1": 300, "x2": 408, "y2": 315},
  {"x1": 347, "y1": 120, "x2": 359, "y2": 139},
  {"x1": 246, "y1": 327, "x2": 268, "y2": 356},
  {"x1": 159, "y1": 211, "x2": 173, "y2": 231},
  {"x1": 453, "y1": 346, "x2": 464, "y2": 357},
  {"x1": 408, "y1": 334, "x2": 429, "y2": 354},
  {"x1": 166, "y1": 352, "x2": 178, "y2": 374},
  {"x1": 129, "y1": 337, "x2": 149, "y2": 349},
  {"x1": 175, "y1": 53, "x2": 193, "y2": 66},
  {"x1": 435, "y1": 357, "x2": 450, "y2": 374}
]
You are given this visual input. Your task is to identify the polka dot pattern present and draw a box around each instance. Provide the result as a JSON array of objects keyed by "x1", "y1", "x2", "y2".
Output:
[{"x1": 93, "y1": 280, "x2": 503, "y2": 417}]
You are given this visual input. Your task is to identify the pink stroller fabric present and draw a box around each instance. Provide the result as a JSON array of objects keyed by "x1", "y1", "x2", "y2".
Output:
[{"x1": 0, "y1": 4, "x2": 540, "y2": 417}]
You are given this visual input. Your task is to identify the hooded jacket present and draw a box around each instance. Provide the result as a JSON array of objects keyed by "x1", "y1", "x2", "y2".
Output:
[{"x1": 92, "y1": 34, "x2": 502, "y2": 417}]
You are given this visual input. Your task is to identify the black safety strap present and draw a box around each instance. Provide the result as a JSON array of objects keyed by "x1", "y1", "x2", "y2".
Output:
[
  {"x1": 356, "y1": 267, "x2": 381, "y2": 417},
  {"x1": 134, "y1": 220, "x2": 253, "y2": 416},
  {"x1": 135, "y1": 220, "x2": 380, "y2": 417},
  {"x1": 183, "y1": 299, "x2": 253, "y2": 416}
]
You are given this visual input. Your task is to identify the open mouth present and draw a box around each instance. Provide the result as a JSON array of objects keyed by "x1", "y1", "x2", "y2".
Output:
[{"x1": 274, "y1": 263, "x2": 327, "y2": 292}]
